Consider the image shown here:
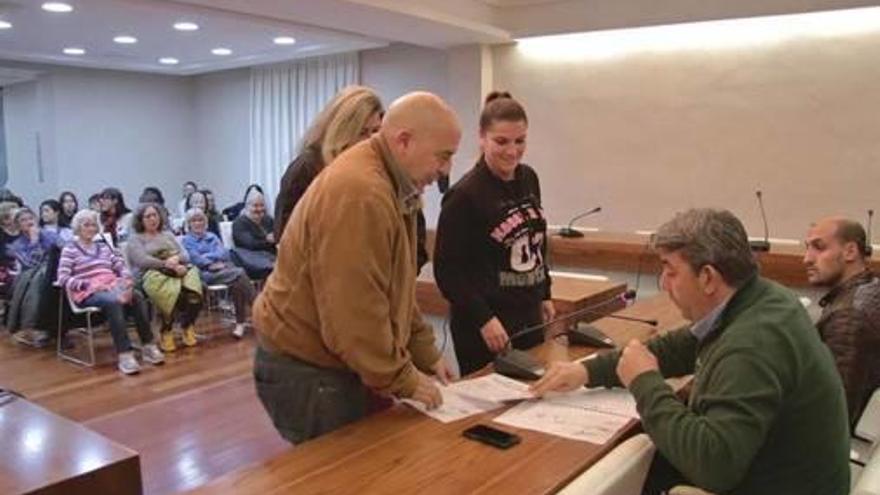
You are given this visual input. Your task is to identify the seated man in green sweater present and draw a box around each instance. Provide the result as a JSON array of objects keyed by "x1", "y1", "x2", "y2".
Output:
[{"x1": 532, "y1": 208, "x2": 850, "y2": 495}]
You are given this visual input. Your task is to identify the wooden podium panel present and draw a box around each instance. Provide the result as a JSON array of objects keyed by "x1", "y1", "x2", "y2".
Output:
[{"x1": 0, "y1": 395, "x2": 141, "y2": 495}]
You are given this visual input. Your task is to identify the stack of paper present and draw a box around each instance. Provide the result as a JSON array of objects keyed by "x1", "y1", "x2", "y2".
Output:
[
  {"x1": 402, "y1": 373, "x2": 532, "y2": 423},
  {"x1": 492, "y1": 387, "x2": 639, "y2": 444}
]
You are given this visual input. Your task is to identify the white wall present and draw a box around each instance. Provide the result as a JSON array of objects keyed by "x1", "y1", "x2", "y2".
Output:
[
  {"x1": 491, "y1": 33, "x2": 880, "y2": 240},
  {"x1": 193, "y1": 68, "x2": 251, "y2": 211},
  {"x1": 51, "y1": 68, "x2": 196, "y2": 208},
  {"x1": 2, "y1": 64, "x2": 197, "y2": 209}
]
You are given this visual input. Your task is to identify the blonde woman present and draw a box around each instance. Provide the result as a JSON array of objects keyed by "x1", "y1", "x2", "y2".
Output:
[{"x1": 273, "y1": 85, "x2": 384, "y2": 240}]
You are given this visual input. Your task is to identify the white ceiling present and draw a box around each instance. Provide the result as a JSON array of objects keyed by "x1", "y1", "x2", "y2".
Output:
[
  {"x1": 0, "y1": 0, "x2": 877, "y2": 77},
  {"x1": 0, "y1": 0, "x2": 387, "y2": 75}
]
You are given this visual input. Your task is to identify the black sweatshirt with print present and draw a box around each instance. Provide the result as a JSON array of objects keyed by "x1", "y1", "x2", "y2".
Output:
[{"x1": 434, "y1": 159, "x2": 551, "y2": 370}]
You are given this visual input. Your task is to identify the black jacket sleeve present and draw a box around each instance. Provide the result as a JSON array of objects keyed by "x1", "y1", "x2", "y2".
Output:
[
  {"x1": 274, "y1": 147, "x2": 324, "y2": 240},
  {"x1": 233, "y1": 216, "x2": 275, "y2": 252},
  {"x1": 433, "y1": 189, "x2": 494, "y2": 329}
]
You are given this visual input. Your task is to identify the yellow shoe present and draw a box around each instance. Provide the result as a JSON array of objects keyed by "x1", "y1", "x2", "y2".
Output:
[
  {"x1": 160, "y1": 332, "x2": 177, "y2": 353},
  {"x1": 182, "y1": 326, "x2": 198, "y2": 347}
]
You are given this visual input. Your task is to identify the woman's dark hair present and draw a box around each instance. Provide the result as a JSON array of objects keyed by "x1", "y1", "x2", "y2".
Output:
[
  {"x1": 0, "y1": 188, "x2": 23, "y2": 207},
  {"x1": 58, "y1": 191, "x2": 78, "y2": 212},
  {"x1": 88, "y1": 193, "x2": 101, "y2": 205},
  {"x1": 185, "y1": 190, "x2": 207, "y2": 211},
  {"x1": 479, "y1": 91, "x2": 528, "y2": 133},
  {"x1": 38, "y1": 199, "x2": 62, "y2": 227},
  {"x1": 200, "y1": 189, "x2": 218, "y2": 215},
  {"x1": 242, "y1": 184, "x2": 264, "y2": 203},
  {"x1": 183, "y1": 181, "x2": 198, "y2": 190},
  {"x1": 99, "y1": 187, "x2": 131, "y2": 216},
  {"x1": 131, "y1": 202, "x2": 167, "y2": 233},
  {"x1": 139, "y1": 186, "x2": 165, "y2": 206}
]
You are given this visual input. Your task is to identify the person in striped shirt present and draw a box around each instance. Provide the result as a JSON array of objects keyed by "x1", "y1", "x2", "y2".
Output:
[{"x1": 57, "y1": 209, "x2": 164, "y2": 375}]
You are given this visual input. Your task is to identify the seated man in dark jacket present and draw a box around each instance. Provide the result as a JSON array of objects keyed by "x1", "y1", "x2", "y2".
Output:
[
  {"x1": 533, "y1": 208, "x2": 850, "y2": 495},
  {"x1": 804, "y1": 217, "x2": 880, "y2": 427}
]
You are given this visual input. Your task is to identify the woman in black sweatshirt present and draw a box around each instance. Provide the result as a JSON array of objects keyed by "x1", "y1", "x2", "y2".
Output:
[{"x1": 434, "y1": 92, "x2": 554, "y2": 375}]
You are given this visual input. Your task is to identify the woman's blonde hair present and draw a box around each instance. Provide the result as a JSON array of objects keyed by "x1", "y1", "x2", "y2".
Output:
[{"x1": 301, "y1": 85, "x2": 384, "y2": 166}]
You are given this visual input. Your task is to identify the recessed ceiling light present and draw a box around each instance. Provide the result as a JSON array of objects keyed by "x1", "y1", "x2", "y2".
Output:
[
  {"x1": 113, "y1": 35, "x2": 137, "y2": 44},
  {"x1": 273, "y1": 36, "x2": 296, "y2": 45},
  {"x1": 173, "y1": 21, "x2": 199, "y2": 31},
  {"x1": 159, "y1": 57, "x2": 179, "y2": 65},
  {"x1": 0, "y1": 21, "x2": 11, "y2": 29},
  {"x1": 211, "y1": 47, "x2": 232, "y2": 56},
  {"x1": 42, "y1": 2, "x2": 73, "y2": 13},
  {"x1": 63, "y1": 47, "x2": 85, "y2": 55}
]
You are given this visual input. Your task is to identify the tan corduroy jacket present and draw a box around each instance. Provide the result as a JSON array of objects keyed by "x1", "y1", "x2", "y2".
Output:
[{"x1": 253, "y1": 134, "x2": 440, "y2": 398}]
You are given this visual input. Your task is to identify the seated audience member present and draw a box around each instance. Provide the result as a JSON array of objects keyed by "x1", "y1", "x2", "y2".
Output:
[
  {"x1": 185, "y1": 190, "x2": 219, "y2": 237},
  {"x1": 0, "y1": 188, "x2": 23, "y2": 207},
  {"x1": 223, "y1": 184, "x2": 264, "y2": 222},
  {"x1": 804, "y1": 217, "x2": 880, "y2": 427},
  {"x1": 0, "y1": 202, "x2": 20, "y2": 293},
  {"x1": 231, "y1": 191, "x2": 275, "y2": 280},
  {"x1": 202, "y1": 189, "x2": 224, "y2": 233},
  {"x1": 57, "y1": 210, "x2": 164, "y2": 374},
  {"x1": 182, "y1": 208, "x2": 255, "y2": 338},
  {"x1": 178, "y1": 181, "x2": 197, "y2": 218},
  {"x1": 126, "y1": 203, "x2": 203, "y2": 352},
  {"x1": 139, "y1": 186, "x2": 166, "y2": 206},
  {"x1": 6, "y1": 207, "x2": 63, "y2": 343},
  {"x1": 533, "y1": 209, "x2": 850, "y2": 495},
  {"x1": 99, "y1": 187, "x2": 133, "y2": 244},
  {"x1": 88, "y1": 194, "x2": 101, "y2": 212},
  {"x1": 58, "y1": 191, "x2": 78, "y2": 227},
  {"x1": 274, "y1": 86, "x2": 384, "y2": 240},
  {"x1": 39, "y1": 199, "x2": 74, "y2": 243}
]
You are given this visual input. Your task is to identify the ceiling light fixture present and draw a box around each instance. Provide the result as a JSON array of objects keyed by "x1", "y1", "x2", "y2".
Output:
[
  {"x1": 113, "y1": 35, "x2": 137, "y2": 44},
  {"x1": 211, "y1": 47, "x2": 232, "y2": 56},
  {"x1": 0, "y1": 21, "x2": 11, "y2": 29},
  {"x1": 159, "y1": 57, "x2": 179, "y2": 65},
  {"x1": 42, "y1": 2, "x2": 73, "y2": 13},
  {"x1": 273, "y1": 36, "x2": 296, "y2": 45},
  {"x1": 173, "y1": 21, "x2": 199, "y2": 31},
  {"x1": 63, "y1": 47, "x2": 86, "y2": 55}
]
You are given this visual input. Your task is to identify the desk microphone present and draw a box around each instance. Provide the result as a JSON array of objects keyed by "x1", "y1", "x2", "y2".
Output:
[
  {"x1": 558, "y1": 206, "x2": 601, "y2": 238},
  {"x1": 493, "y1": 290, "x2": 635, "y2": 380},
  {"x1": 867, "y1": 209, "x2": 874, "y2": 257},
  {"x1": 749, "y1": 190, "x2": 771, "y2": 252},
  {"x1": 569, "y1": 311, "x2": 657, "y2": 348}
]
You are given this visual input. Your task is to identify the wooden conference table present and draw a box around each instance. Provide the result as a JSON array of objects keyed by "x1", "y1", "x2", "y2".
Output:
[
  {"x1": 416, "y1": 272, "x2": 626, "y2": 318},
  {"x1": 190, "y1": 293, "x2": 688, "y2": 495},
  {"x1": 0, "y1": 394, "x2": 141, "y2": 495}
]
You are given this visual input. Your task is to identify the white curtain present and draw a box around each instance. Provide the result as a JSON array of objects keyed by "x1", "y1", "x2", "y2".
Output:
[{"x1": 249, "y1": 52, "x2": 359, "y2": 207}]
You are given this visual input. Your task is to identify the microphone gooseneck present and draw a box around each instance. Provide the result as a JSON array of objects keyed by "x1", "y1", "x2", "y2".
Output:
[{"x1": 558, "y1": 206, "x2": 601, "y2": 238}]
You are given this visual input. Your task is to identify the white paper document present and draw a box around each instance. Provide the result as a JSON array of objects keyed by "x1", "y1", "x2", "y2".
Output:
[
  {"x1": 493, "y1": 400, "x2": 631, "y2": 444},
  {"x1": 544, "y1": 387, "x2": 639, "y2": 419},
  {"x1": 449, "y1": 373, "x2": 533, "y2": 403},
  {"x1": 402, "y1": 374, "x2": 532, "y2": 423},
  {"x1": 402, "y1": 386, "x2": 504, "y2": 423}
]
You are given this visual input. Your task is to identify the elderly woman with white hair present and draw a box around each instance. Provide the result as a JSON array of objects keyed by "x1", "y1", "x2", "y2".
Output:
[
  {"x1": 230, "y1": 190, "x2": 276, "y2": 279},
  {"x1": 56, "y1": 209, "x2": 164, "y2": 374},
  {"x1": 182, "y1": 208, "x2": 255, "y2": 338}
]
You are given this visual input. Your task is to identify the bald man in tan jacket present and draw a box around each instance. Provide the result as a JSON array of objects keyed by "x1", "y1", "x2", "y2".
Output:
[{"x1": 253, "y1": 92, "x2": 461, "y2": 444}]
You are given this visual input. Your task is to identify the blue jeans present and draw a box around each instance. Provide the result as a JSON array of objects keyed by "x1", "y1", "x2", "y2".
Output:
[
  {"x1": 82, "y1": 290, "x2": 154, "y2": 353},
  {"x1": 253, "y1": 346, "x2": 370, "y2": 444}
]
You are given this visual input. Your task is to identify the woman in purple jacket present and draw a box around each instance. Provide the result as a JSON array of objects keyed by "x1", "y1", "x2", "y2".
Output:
[{"x1": 182, "y1": 208, "x2": 255, "y2": 338}]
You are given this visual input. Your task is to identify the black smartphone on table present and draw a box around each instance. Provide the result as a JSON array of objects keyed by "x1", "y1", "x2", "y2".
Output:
[{"x1": 462, "y1": 424, "x2": 521, "y2": 449}]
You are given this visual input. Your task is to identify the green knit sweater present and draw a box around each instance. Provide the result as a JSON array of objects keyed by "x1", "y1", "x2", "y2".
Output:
[{"x1": 586, "y1": 276, "x2": 850, "y2": 494}]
